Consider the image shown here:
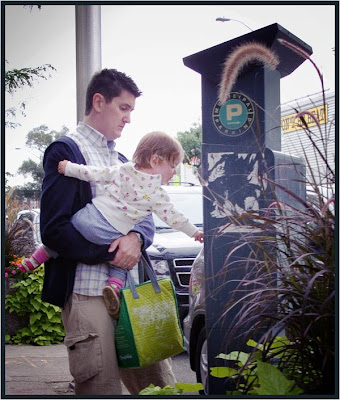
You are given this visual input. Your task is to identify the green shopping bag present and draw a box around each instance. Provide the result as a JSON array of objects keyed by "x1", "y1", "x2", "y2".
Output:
[{"x1": 115, "y1": 262, "x2": 185, "y2": 368}]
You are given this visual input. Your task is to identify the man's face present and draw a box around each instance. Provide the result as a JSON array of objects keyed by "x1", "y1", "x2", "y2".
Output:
[{"x1": 98, "y1": 89, "x2": 136, "y2": 141}]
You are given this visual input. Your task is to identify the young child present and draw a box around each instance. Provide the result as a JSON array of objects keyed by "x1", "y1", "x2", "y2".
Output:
[{"x1": 20, "y1": 131, "x2": 203, "y2": 319}]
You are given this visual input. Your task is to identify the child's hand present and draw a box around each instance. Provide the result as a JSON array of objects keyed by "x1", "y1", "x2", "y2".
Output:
[
  {"x1": 58, "y1": 160, "x2": 69, "y2": 175},
  {"x1": 193, "y1": 230, "x2": 204, "y2": 243}
]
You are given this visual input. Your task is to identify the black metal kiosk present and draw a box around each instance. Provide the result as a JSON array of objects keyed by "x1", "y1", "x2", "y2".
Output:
[{"x1": 183, "y1": 23, "x2": 312, "y2": 394}]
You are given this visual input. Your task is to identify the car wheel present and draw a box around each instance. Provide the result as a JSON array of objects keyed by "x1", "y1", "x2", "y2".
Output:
[{"x1": 195, "y1": 327, "x2": 208, "y2": 394}]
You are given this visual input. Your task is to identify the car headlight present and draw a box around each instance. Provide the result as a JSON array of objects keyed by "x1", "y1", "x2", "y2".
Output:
[{"x1": 150, "y1": 259, "x2": 169, "y2": 278}]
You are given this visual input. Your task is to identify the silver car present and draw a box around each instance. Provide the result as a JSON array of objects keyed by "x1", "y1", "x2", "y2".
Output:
[{"x1": 182, "y1": 247, "x2": 207, "y2": 394}]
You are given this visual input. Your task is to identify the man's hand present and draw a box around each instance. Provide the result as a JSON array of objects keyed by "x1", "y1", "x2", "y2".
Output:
[{"x1": 108, "y1": 232, "x2": 142, "y2": 270}]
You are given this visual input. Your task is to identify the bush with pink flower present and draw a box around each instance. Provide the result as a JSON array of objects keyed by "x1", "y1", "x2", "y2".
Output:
[{"x1": 5, "y1": 254, "x2": 25, "y2": 279}]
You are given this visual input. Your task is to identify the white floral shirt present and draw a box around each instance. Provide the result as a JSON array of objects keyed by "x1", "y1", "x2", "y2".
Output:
[{"x1": 65, "y1": 161, "x2": 198, "y2": 237}]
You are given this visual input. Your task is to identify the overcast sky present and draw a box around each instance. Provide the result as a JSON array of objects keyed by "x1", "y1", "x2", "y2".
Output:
[{"x1": 4, "y1": 2, "x2": 336, "y2": 186}]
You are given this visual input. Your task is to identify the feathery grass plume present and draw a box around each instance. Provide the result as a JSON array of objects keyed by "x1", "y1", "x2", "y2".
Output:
[
  {"x1": 278, "y1": 38, "x2": 324, "y2": 88},
  {"x1": 295, "y1": 110, "x2": 334, "y2": 180},
  {"x1": 218, "y1": 42, "x2": 279, "y2": 104},
  {"x1": 5, "y1": 189, "x2": 36, "y2": 274}
]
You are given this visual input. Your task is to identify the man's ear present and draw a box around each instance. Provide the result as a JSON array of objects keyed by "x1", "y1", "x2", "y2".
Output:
[{"x1": 92, "y1": 93, "x2": 104, "y2": 112}]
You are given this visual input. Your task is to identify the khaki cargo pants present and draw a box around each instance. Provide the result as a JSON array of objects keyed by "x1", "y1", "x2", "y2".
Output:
[{"x1": 62, "y1": 293, "x2": 176, "y2": 395}]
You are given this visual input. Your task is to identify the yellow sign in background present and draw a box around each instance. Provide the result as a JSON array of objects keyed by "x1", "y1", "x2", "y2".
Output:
[{"x1": 281, "y1": 104, "x2": 328, "y2": 134}]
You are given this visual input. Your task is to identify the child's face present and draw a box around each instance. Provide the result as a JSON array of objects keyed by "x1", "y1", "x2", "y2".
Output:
[{"x1": 151, "y1": 156, "x2": 180, "y2": 185}]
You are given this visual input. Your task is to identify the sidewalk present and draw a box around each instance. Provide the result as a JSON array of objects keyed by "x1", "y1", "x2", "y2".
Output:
[
  {"x1": 4, "y1": 344, "x2": 75, "y2": 396},
  {"x1": 4, "y1": 344, "x2": 130, "y2": 396}
]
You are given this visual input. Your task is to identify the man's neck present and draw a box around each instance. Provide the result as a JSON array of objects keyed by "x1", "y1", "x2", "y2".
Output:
[{"x1": 83, "y1": 115, "x2": 95, "y2": 130}]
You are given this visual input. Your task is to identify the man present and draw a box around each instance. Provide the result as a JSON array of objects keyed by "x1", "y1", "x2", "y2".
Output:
[{"x1": 40, "y1": 69, "x2": 176, "y2": 395}]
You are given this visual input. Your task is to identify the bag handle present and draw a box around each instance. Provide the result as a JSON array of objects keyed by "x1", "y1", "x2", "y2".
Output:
[{"x1": 126, "y1": 255, "x2": 161, "y2": 299}]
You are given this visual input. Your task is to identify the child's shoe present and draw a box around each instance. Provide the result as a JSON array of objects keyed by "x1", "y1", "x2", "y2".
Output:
[
  {"x1": 103, "y1": 277, "x2": 123, "y2": 319},
  {"x1": 18, "y1": 247, "x2": 50, "y2": 273}
]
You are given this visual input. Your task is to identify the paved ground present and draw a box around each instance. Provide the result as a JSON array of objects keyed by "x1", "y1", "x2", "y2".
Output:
[
  {"x1": 4, "y1": 344, "x2": 75, "y2": 396},
  {"x1": 3, "y1": 344, "x2": 198, "y2": 396}
]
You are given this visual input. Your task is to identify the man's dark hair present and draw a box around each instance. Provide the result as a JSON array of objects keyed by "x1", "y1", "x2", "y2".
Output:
[{"x1": 85, "y1": 69, "x2": 142, "y2": 115}]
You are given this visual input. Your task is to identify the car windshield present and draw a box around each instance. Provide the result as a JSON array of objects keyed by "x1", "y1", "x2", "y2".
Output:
[{"x1": 153, "y1": 191, "x2": 203, "y2": 229}]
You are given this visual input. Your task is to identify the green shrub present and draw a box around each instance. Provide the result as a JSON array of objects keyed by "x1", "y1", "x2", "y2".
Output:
[
  {"x1": 212, "y1": 337, "x2": 304, "y2": 395},
  {"x1": 5, "y1": 265, "x2": 65, "y2": 345}
]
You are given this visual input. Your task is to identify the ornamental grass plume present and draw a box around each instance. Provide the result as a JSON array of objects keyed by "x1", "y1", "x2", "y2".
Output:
[
  {"x1": 5, "y1": 188, "x2": 36, "y2": 280},
  {"x1": 278, "y1": 38, "x2": 324, "y2": 93},
  {"x1": 218, "y1": 41, "x2": 279, "y2": 104}
]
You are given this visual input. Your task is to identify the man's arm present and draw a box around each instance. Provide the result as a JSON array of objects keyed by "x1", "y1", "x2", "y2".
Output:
[
  {"x1": 108, "y1": 215, "x2": 155, "y2": 269},
  {"x1": 40, "y1": 141, "x2": 114, "y2": 265}
]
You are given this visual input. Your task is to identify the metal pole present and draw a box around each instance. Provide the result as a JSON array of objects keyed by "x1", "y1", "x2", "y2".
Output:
[{"x1": 75, "y1": 5, "x2": 102, "y2": 123}]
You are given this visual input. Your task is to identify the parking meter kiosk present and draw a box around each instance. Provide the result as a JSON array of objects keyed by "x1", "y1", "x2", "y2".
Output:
[{"x1": 183, "y1": 23, "x2": 311, "y2": 394}]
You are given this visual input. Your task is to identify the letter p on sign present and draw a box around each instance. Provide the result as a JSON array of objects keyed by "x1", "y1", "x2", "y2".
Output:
[{"x1": 226, "y1": 104, "x2": 242, "y2": 121}]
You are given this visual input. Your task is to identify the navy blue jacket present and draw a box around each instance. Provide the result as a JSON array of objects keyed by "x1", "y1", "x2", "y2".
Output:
[{"x1": 40, "y1": 136, "x2": 155, "y2": 308}]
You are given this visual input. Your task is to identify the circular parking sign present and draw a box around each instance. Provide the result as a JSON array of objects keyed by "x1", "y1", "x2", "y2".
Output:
[{"x1": 212, "y1": 92, "x2": 255, "y2": 137}]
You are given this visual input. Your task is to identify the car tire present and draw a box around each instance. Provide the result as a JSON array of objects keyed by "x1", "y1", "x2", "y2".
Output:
[{"x1": 195, "y1": 327, "x2": 208, "y2": 395}]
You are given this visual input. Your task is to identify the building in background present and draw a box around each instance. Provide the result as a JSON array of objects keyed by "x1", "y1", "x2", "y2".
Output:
[
  {"x1": 179, "y1": 163, "x2": 201, "y2": 186},
  {"x1": 281, "y1": 90, "x2": 335, "y2": 186}
]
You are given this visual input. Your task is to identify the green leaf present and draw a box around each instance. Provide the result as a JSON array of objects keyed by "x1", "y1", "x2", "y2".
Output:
[
  {"x1": 158, "y1": 385, "x2": 182, "y2": 395},
  {"x1": 36, "y1": 339, "x2": 52, "y2": 346},
  {"x1": 19, "y1": 327, "x2": 32, "y2": 337},
  {"x1": 27, "y1": 285, "x2": 36, "y2": 294},
  {"x1": 247, "y1": 339, "x2": 263, "y2": 351},
  {"x1": 139, "y1": 384, "x2": 160, "y2": 395},
  {"x1": 49, "y1": 315, "x2": 62, "y2": 323},
  {"x1": 45, "y1": 309, "x2": 55, "y2": 320},
  {"x1": 51, "y1": 325, "x2": 65, "y2": 334},
  {"x1": 255, "y1": 361, "x2": 303, "y2": 395},
  {"x1": 139, "y1": 384, "x2": 182, "y2": 395},
  {"x1": 30, "y1": 299, "x2": 41, "y2": 311},
  {"x1": 216, "y1": 351, "x2": 249, "y2": 365},
  {"x1": 175, "y1": 382, "x2": 204, "y2": 392},
  {"x1": 30, "y1": 312, "x2": 42, "y2": 325},
  {"x1": 210, "y1": 366, "x2": 238, "y2": 378}
]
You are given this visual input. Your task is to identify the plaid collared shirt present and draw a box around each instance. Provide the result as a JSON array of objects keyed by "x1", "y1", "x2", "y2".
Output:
[{"x1": 69, "y1": 122, "x2": 121, "y2": 296}]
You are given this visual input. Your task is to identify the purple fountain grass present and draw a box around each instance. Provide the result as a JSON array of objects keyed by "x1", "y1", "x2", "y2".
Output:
[
  {"x1": 278, "y1": 38, "x2": 324, "y2": 90},
  {"x1": 295, "y1": 110, "x2": 334, "y2": 181},
  {"x1": 218, "y1": 41, "x2": 279, "y2": 104},
  {"x1": 212, "y1": 37, "x2": 334, "y2": 396}
]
